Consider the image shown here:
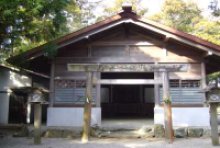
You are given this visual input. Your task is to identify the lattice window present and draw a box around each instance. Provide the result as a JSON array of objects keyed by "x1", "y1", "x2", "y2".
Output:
[
  {"x1": 181, "y1": 80, "x2": 200, "y2": 88},
  {"x1": 169, "y1": 80, "x2": 200, "y2": 88},
  {"x1": 161, "y1": 79, "x2": 203, "y2": 104},
  {"x1": 169, "y1": 80, "x2": 180, "y2": 88},
  {"x1": 75, "y1": 80, "x2": 86, "y2": 88},
  {"x1": 55, "y1": 80, "x2": 75, "y2": 88},
  {"x1": 54, "y1": 79, "x2": 96, "y2": 103}
]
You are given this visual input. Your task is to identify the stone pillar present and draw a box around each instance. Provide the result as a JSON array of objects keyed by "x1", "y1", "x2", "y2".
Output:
[{"x1": 210, "y1": 103, "x2": 219, "y2": 146}]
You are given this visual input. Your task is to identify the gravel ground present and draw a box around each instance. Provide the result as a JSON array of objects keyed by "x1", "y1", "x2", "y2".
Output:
[{"x1": 0, "y1": 136, "x2": 218, "y2": 148}]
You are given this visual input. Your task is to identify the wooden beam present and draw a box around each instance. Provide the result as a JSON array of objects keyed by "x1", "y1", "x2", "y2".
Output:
[
  {"x1": 154, "y1": 71, "x2": 160, "y2": 106},
  {"x1": 201, "y1": 62, "x2": 207, "y2": 106},
  {"x1": 110, "y1": 85, "x2": 113, "y2": 104},
  {"x1": 67, "y1": 63, "x2": 187, "y2": 72},
  {"x1": 99, "y1": 79, "x2": 161, "y2": 85},
  {"x1": 96, "y1": 72, "x2": 101, "y2": 107},
  {"x1": 91, "y1": 41, "x2": 155, "y2": 46},
  {"x1": 81, "y1": 72, "x2": 93, "y2": 143},
  {"x1": 49, "y1": 61, "x2": 55, "y2": 107},
  {"x1": 162, "y1": 70, "x2": 174, "y2": 143},
  {"x1": 56, "y1": 57, "x2": 200, "y2": 64}
]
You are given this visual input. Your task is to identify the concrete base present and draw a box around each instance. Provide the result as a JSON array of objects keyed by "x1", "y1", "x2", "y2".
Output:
[
  {"x1": 154, "y1": 106, "x2": 210, "y2": 127},
  {"x1": 47, "y1": 107, "x2": 101, "y2": 127}
]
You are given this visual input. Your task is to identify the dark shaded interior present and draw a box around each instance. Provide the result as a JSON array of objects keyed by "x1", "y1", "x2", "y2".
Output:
[
  {"x1": 8, "y1": 90, "x2": 47, "y2": 124},
  {"x1": 101, "y1": 72, "x2": 155, "y2": 119},
  {"x1": 101, "y1": 72, "x2": 154, "y2": 79}
]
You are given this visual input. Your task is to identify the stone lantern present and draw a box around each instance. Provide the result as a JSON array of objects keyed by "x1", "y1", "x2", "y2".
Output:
[
  {"x1": 207, "y1": 87, "x2": 220, "y2": 146},
  {"x1": 29, "y1": 88, "x2": 48, "y2": 144}
]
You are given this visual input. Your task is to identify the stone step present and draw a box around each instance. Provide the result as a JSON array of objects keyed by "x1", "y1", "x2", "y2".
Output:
[{"x1": 91, "y1": 126, "x2": 155, "y2": 138}]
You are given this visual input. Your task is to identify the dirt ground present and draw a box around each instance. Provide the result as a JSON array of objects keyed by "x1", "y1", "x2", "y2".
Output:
[{"x1": 0, "y1": 136, "x2": 219, "y2": 148}]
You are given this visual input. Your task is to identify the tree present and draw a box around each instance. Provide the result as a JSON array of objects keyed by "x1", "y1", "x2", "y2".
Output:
[
  {"x1": 96, "y1": 0, "x2": 148, "y2": 22},
  {"x1": 150, "y1": 0, "x2": 202, "y2": 33},
  {"x1": 209, "y1": 0, "x2": 220, "y2": 16},
  {"x1": 0, "y1": 0, "x2": 78, "y2": 62},
  {"x1": 149, "y1": 0, "x2": 220, "y2": 46},
  {"x1": 67, "y1": 0, "x2": 99, "y2": 31},
  {"x1": 193, "y1": 20, "x2": 220, "y2": 46}
]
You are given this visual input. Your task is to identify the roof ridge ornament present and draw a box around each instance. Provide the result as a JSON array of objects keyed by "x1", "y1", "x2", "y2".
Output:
[{"x1": 122, "y1": 2, "x2": 132, "y2": 13}]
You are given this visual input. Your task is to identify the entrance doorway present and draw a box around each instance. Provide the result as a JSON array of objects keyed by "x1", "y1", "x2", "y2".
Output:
[{"x1": 100, "y1": 72, "x2": 155, "y2": 120}]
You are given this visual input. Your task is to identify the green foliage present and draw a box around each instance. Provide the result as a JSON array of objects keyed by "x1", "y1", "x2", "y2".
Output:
[
  {"x1": 42, "y1": 42, "x2": 58, "y2": 59},
  {"x1": 193, "y1": 20, "x2": 220, "y2": 46},
  {"x1": 207, "y1": 71, "x2": 220, "y2": 82},
  {"x1": 96, "y1": 0, "x2": 148, "y2": 21},
  {"x1": 0, "y1": 0, "x2": 77, "y2": 61},
  {"x1": 65, "y1": 0, "x2": 99, "y2": 31},
  {"x1": 150, "y1": 0, "x2": 201, "y2": 33},
  {"x1": 163, "y1": 97, "x2": 172, "y2": 104},
  {"x1": 149, "y1": 0, "x2": 220, "y2": 47}
]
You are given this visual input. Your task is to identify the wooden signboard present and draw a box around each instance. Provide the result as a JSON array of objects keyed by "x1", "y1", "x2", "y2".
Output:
[{"x1": 67, "y1": 63, "x2": 188, "y2": 72}]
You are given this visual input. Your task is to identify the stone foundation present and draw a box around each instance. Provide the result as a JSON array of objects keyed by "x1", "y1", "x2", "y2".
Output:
[
  {"x1": 7, "y1": 124, "x2": 215, "y2": 139},
  {"x1": 24, "y1": 125, "x2": 213, "y2": 139}
]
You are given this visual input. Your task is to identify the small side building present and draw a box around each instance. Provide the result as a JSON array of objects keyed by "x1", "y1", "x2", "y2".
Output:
[{"x1": 0, "y1": 64, "x2": 49, "y2": 125}]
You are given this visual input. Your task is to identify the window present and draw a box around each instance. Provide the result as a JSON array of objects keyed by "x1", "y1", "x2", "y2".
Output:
[
  {"x1": 170, "y1": 80, "x2": 180, "y2": 88},
  {"x1": 54, "y1": 79, "x2": 96, "y2": 103},
  {"x1": 169, "y1": 80, "x2": 200, "y2": 88},
  {"x1": 160, "y1": 79, "x2": 204, "y2": 104},
  {"x1": 181, "y1": 80, "x2": 200, "y2": 88}
]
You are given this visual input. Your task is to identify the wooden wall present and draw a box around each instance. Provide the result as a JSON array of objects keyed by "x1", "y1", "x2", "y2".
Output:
[
  {"x1": 55, "y1": 29, "x2": 204, "y2": 80},
  {"x1": 52, "y1": 25, "x2": 206, "y2": 105}
]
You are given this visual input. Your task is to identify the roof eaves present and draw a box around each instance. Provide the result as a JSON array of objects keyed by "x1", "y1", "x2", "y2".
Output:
[{"x1": 138, "y1": 18, "x2": 220, "y2": 53}]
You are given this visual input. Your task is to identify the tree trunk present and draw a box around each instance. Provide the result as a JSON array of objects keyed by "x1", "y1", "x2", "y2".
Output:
[
  {"x1": 162, "y1": 70, "x2": 174, "y2": 143},
  {"x1": 81, "y1": 72, "x2": 93, "y2": 143}
]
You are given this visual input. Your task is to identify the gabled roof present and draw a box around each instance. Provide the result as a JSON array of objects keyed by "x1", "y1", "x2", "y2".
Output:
[{"x1": 7, "y1": 5, "x2": 220, "y2": 65}]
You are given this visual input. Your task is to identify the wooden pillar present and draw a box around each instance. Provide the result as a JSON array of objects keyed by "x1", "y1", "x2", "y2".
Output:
[
  {"x1": 154, "y1": 71, "x2": 160, "y2": 106},
  {"x1": 162, "y1": 70, "x2": 174, "y2": 143},
  {"x1": 34, "y1": 103, "x2": 42, "y2": 144},
  {"x1": 49, "y1": 60, "x2": 55, "y2": 107},
  {"x1": 81, "y1": 71, "x2": 93, "y2": 143},
  {"x1": 26, "y1": 103, "x2": 31, "y2": 124},
  {"x1": 96, "y1": 72, "x2": 101, "y2": 107},
  {"x1": 210, "y1": 103, "x2": 220, "y2": 146},
  {"x1": 201, "y1": 62, "x2": 207, "y2": 89},
  {"x1": 201, "y1": 62, "x2": 207, "y2": 106},
  {"x1": 110, "y1": 85, "x2": 113, "y2": 103}
]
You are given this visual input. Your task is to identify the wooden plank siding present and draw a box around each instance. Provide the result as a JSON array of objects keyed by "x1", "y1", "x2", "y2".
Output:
[
  {"x1": 159, "y1": 88, "x2": 205, "y2": 104},
  {"x1": 53, "y1": 27, "x2": 204, "y2": 105},
  {"x1": 55, "y1": 88, "x2": 96, "y2": 104}
]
